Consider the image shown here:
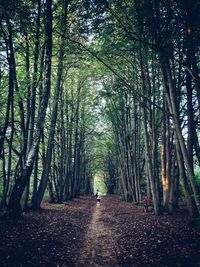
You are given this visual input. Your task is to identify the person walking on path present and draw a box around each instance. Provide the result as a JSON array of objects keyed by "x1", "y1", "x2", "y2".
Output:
[
  {"x1": 95, "y1": 189, "x2": 101, "y2": 207},
  {"x1": 95, "y1": 189, "x2": 99, "y2": 198}
]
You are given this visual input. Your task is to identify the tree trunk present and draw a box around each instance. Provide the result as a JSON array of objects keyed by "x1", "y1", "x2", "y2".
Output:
[
  {"x1": 159, "y1": 53, "x2": 200, "y2": 210},
  {"x1": 161, "y1": 99, "x2": 171, "y2": 209},
  {"x1": 143, "y1": 107, "x2": 160, "y2": 215},
  {"x1": 32, "y1": 0, "x2": 68, "y2": 209},
  {"x1": 175, "y1": 131, "x2": 199, "y2": 217},
  {"x1": 7, "y1": 0, "x2": 53, "y2": 217}
]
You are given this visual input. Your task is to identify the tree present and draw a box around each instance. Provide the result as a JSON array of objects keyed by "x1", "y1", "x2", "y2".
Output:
[{"x1": 7, "y1": 0, "x2": 53, "y2": 217}]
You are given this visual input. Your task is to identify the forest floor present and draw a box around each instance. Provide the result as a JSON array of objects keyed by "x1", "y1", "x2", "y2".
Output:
[{"x1": 0, "y1": 195, "x2": 200, "y2": 267}]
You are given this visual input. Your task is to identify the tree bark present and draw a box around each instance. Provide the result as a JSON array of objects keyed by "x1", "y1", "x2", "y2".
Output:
[
  {"x1": 160, "y1": 54, "x2": 200, "y2": 208},
  {"x1": 7, "y1": 0, "x2": 53, "y2": 217},
  {"x1": 32, "y1": 0, "x2": 68, "y2": 209}
]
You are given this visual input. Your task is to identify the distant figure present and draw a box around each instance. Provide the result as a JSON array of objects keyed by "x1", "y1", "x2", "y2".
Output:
[
  {"x1": 143, "y1": 195, "x2": 149, "y2": 213},
  {"x1": 95, "y1": 189, "x2": 99, "y2": 198},
  {"x1": 95, "y1": 189, "x2": 101, "y2": 207}
]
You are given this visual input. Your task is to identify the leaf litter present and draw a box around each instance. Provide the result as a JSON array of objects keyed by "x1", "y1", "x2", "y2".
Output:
[{"x1": 0, "y1": 195, "x2": 200, "y2": 267}]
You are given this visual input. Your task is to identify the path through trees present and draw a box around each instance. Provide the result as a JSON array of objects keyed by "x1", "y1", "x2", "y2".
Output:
[
  {"x1": 78, "y1": 198, "x2": 119, "y2": 267},
  {"x1": 1, "y1": 0, "x2": 200, "y2": 219},
  {"x1": 0, "y1": 196, "x2": 200, "y2": 267},
  {"x1": 0, "y1": 1, "x2": 200, "y2": 264}
]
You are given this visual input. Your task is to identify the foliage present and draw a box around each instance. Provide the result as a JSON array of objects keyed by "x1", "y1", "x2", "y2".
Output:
[{"x1": 0, "y1": 0, "x2": 200, "y2": 218}]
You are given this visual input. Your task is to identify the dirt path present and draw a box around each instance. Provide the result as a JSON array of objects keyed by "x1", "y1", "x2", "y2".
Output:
[
  {"x1": 77, "y1": 199, "x2": 120, "y2": 267},
  {"x1": 0, "y1": 196, "x2": 200, "y2": 267},
  {"x1": 76, "y1": 196, "x2": 200, "y2": 267}
]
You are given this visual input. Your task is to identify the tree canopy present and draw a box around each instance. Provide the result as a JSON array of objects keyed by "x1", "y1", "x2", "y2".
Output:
[{"x1": 0, "y1": 0, "x2": 200, "y2": 219}]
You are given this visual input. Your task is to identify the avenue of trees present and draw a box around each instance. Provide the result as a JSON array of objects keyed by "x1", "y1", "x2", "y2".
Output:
[{"x1": 0, "y1": 0, "x2": 200, "y2": 218}]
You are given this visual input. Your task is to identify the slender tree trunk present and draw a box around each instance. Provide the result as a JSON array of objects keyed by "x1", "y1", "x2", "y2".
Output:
[
  {"x1": 159, "y1": 54, "x2": 199, "y2": 217},
  {"x1": 159, "y1": 54, "x2": 200, "y2": 209},
  {"x1": 27, "y1": 0, "x2": 41, "y2": 153},
  {"x1": 32, "y1": 0, "x2": 67, "y2": 209},
  {"x1": 7, "y1": 0, "x2": 53, "y2": 217},
  {"x1": 143, "y1": 107, "x2": 160, "y2": 215},
  {"x1": 21, "y1": 29, "x2": 31, "y2": 211},
  {"x1": 0, "y1": 148, "x2": 7, "y2": 209},
  {"x1": 140, "y1": 49, "x2": 160, "y2": 214},
  {"x1": 175, "y1": 132, "x2": 199, "y2": 217},
  {"x1": 169, "y1": 153, "x2": 179, "y2": 214},
  {"x1": 48, "y1": 174, "x2": 55, "y2": 203},
  {"x1": 31, "y1": 145, "x2": 39, "y2": 206},
  {"x1": 0, "y1": 24, "x2": 14, "y2": 158},
  {"x1": 161, "y1": 99, "x2": 171, "y2": 209},
  {"x1": 1, "y1": 98, "x2": 14, "y2": 209}
]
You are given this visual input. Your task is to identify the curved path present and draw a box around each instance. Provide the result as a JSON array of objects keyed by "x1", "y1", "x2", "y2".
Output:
[{"x1": 76, "y1": 199, "x2": 120, "y2": 267}]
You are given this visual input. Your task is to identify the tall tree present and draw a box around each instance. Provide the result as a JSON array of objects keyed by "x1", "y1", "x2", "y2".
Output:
[{"x1": 7, "y1": 0, "x2": 53, "y2": 217}]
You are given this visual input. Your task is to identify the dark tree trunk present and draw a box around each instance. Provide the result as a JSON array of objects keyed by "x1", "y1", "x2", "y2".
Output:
[
  {"x1": 32, "y1": 0, "x2": 68, "y2": 209},
  {"x1": 7, "y1": 0, "x2": 53, "y2": 218}
]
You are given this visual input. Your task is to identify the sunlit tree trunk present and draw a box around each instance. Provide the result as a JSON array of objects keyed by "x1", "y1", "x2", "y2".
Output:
[
  {"x1": 159, "y1": 54, "x2": 200, "y2": 211},
  {"x1": 161, "y1": 99, "x2": 171, "y2": 209}
]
